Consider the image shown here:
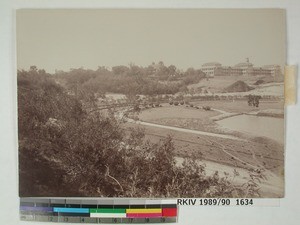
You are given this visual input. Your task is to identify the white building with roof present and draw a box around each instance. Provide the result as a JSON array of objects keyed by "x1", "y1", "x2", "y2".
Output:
[
  {"x1": 234, "y1": 59, "x2": 254, "y2": 76},
  {"x1": 201, "y1": 59, "x2": 281, "y2": 78},
  {"x1": 201, "y1": 62, "x2": 222, "y2": 77}
]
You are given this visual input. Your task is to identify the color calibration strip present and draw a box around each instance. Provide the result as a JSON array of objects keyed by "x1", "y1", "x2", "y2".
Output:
[{"x1": 20, "y1": 198, "x2": 178, "y2": 223}]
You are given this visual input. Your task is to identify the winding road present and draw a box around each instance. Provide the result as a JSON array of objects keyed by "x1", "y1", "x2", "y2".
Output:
[{"x1": 127, "y1": 118, "x2": 242, "y2": 141}]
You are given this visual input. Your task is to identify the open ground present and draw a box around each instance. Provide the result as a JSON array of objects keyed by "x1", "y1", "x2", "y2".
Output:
[{"x1": 125, "y1": 99, "x2": 284, "y2": 197}]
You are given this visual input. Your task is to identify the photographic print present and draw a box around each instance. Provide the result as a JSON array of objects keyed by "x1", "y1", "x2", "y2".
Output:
[{"x1": 17, "y1": 9, "x2": 285, "y2": 198}]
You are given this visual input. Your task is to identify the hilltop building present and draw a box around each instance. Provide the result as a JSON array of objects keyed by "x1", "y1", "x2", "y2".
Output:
[
  {"x1": 201, "y1": 59, "x2": 282, "y2": 80},
  {"x1": 201, "y1": 62, "x2": 222, "y2": 77}
]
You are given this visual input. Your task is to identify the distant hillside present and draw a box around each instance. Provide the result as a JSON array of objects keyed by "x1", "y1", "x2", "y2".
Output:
[{"x1": 223, "y1": 80, "x2": 254, "y2": 93}]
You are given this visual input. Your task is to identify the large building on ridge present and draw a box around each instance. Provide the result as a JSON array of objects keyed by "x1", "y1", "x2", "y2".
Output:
[{"x1": 201, "y1": 59, "x2": 282, "y2": 80}]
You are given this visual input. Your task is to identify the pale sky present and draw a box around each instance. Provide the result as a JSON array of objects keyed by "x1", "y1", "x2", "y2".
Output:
[{"x1": 17, "y1": 9, "x2": 286, "y2": 73}]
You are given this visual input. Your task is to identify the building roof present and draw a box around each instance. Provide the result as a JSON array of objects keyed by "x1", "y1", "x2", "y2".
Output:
[
  {"x1": 262, "y1": 64, "x2": 280, "y2": 69},
  {"x1": 234, "y1": 62, "x2": 253, "y2": 68},
  {"x1": 202, "y1": 62, "x2": 222, "y2": 67}
]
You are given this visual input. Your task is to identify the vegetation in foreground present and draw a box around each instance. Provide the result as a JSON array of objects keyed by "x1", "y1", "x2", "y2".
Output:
[{"x1": 18, "y1": 67, "x2": 265, "y2": 198}]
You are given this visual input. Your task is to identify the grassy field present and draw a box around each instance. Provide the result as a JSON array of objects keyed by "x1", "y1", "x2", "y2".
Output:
[
  {"x1": 138, "y1": 104, "x2": 220, "y2": 133},
  {"x1": 139, "y1": 104, "x2": 219, "y2": 121},
  {"x1": 137, "y1": 100, "x2": 283, "y2": 134}
]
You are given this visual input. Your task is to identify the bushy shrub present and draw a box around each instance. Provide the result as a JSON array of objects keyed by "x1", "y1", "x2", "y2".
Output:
[{"x1": 203, "y1": 106, "x2": 211, "y2": 111}]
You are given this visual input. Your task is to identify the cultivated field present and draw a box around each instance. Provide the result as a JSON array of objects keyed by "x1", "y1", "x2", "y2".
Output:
[
  {"x1": 125, "y1": 98, "x2": 285, "y2": 196},
  {"x1": 125, "y1": 120, "x2": 284, "y2": 197}
]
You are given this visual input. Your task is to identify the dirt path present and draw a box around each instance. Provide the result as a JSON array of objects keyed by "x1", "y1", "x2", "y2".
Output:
[
  {"x1": 211, "y1": 108, "x2": 228, "y2": 114},
  {"x1": 205, "y1": 137, "x2": 259, "y2": 170},
  {"x1": 127, "y1": 119, "x2": 242, "y2": 141}
]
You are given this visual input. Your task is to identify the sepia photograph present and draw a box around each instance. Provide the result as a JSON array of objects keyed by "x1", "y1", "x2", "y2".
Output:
[{"x1": 17, "y1": 9, "x2": 285, "y2": 198}]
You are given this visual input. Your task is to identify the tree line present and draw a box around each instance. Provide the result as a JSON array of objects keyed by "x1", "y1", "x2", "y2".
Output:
[{"x1": 54, "y1": 62, "x2": 206, "y2": 98}]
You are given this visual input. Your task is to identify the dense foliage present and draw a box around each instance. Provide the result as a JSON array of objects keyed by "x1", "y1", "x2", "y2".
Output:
[
  {"x1": 54, "y1": 62, "x2": 206, "y2": 98},
  {"x1": 247, "y1": 95, "x2": 261, "y2": 107},
  {"x1": 18, "y1": 67, "x2": 262, "y2": 197}
]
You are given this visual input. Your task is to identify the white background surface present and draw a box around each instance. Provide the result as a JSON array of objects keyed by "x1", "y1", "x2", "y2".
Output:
[{"x1": 0, "y1": 0, "x2": 299, "y2": 225}]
